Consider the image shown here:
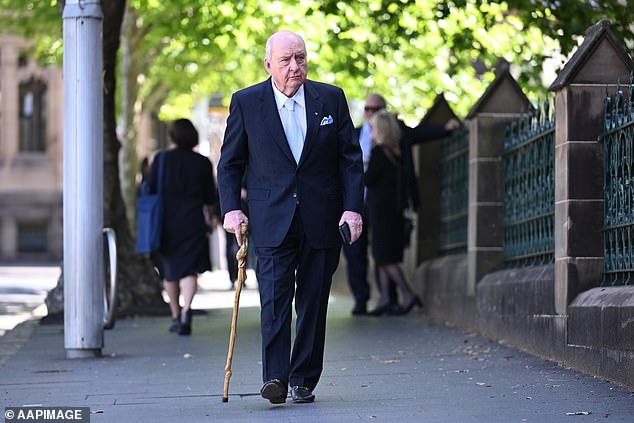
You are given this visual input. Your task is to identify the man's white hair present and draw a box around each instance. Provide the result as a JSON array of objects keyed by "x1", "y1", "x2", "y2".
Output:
[{"x1": 265, "y1": 31, "x2": 304, "y2": 59}]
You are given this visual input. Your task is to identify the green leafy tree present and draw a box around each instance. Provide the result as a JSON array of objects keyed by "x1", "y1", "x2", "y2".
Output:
[
  {"x1": 101, "y1": 0, "x2": 164, "y2": 313},
  {"x1": 118, "y1": 0, "x2": 277, "y2": 228},
  {"x1": 504, "y1": 0, "x2": 634, "y2": 55}
]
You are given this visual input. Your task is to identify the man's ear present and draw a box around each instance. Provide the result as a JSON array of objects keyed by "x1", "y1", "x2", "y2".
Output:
[{"x1": 264, "y1": 58, "x2": 271, "y2": 74}]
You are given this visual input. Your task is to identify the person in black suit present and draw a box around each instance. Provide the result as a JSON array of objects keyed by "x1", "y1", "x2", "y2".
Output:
[
  {"x1": 147, "y1": 119, "x2": 217, "y2": 335},
  {"x1": 342, "y1": 94, "x2": 386, "y2": 315},
  {"x1": 364, "y1": 110, "x2": 422, "y2": 316},
  {"x1": 346, "y1": 94, "x2": 459, "y2": 315},
  {"x1": 217, "y1": 30, "x2": 364, "y2": 404}
]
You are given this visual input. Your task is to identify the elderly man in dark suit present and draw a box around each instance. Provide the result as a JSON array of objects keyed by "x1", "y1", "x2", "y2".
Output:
[{"x1": 217, "y1": 30, "x2": 364, "y2": 405}]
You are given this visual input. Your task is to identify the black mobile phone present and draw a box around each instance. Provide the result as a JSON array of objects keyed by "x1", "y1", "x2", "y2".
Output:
[{"x1": 339, "y1": 222, "x2": 351, "y2": 244}]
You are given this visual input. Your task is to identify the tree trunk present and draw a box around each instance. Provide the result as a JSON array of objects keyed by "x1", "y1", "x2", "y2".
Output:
[
  {"x1": 102, "y1": 0, "x2": 164, "y2": 314},
  {"x1": 47, "y1": 0, "x2": 164, "y2": 316},
  {"x1": 119, "y1": 4, "x2": 141, "y2": 232}
]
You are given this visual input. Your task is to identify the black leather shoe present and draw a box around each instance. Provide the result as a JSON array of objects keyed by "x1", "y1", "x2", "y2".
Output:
[
  {"x1": 387, "y1": 303, "x2": 404, "y2": 315},
  {"x1": 367, "y1": 303, "x2": 391, "y2": 316},
  {"x1": 351, "y1": 302, "x2": 367, "y2": 316},
  {"x1": 291, "y1": 386, "x2": 315, "y2": 403},
  {"x1": 168, "y1": 317, "x2": 180, "y2": 333},
  {"x1": 261, "y1": 379, "x2": 287, "y2": 404},
  {"x1": 178, "y1": 309, "x2": 192, "y2": 335},
  {"x1": 396, "y1": 296, "x2": 423, "y2": 315}
]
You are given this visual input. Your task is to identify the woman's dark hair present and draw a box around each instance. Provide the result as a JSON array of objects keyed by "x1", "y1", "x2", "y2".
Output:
[{"x1": 169, "y1": 118, "x2": 199, "y2": 149}]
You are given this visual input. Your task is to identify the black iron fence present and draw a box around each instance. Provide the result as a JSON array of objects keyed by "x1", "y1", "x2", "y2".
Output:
[
  {"x1": 438, "y1": 126, "x2": 469, "y2": 255},
  {"x1": 501, "y1": 100, "x2": 555, "y2": 267},
  {"x1": 600, "y1": 83, "x2": 634, "y2": 286}
]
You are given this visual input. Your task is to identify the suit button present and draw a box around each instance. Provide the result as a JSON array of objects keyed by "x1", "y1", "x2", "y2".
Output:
[{"x1": 292, "y1": 193, "x2": 297, "y2": 198}]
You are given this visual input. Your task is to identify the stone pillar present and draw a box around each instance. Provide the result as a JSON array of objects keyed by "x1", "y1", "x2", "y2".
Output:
[
  {"x1": 465, "y1": 64, "x2": 531, "y2": 295},
  {"x1": 548, "y1": 19, "x2": 634, "y2": 314}
]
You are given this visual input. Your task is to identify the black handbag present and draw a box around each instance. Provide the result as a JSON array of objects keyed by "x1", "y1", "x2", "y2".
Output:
[{"x1": 135, "y1": 152, "x2": 165, "y2": 253}]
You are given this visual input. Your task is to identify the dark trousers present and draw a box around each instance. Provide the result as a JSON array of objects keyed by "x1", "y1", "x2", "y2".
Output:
[
  {"x1": 343, "y1": 213, "x2": 398, "y2": 306},
  {"x1": 255, "y1": 210, "x2": 340, "y2": 390},
  {"x1": 342, "y1": 224, "x2": 370, "y2": 305}
]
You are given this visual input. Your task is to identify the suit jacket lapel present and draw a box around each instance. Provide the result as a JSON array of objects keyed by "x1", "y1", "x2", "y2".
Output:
[
  {"x1": 299, "y1": 80, "x2": 324, "y2": 166},
  {"x1": 258, "y1": 79, "x2": 296, "y2": 164}
]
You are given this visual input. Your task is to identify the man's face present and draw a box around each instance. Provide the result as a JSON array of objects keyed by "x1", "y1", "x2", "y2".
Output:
[
  {"x1": 264, "y1": 33, "x2": 308, "y2": 97},
  {"x1": 364, "y1": 97, "x2": 384, "y2": 121}
]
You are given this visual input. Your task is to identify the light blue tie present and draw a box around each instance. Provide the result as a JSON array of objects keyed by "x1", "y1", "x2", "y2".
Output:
[{"x1": 284, "y1": 98, "x2": 304, "y2": 163}]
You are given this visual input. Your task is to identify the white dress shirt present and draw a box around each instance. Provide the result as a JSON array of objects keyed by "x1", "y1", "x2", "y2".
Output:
[
  {"x1": 358, "y1": 121, "x2": 373, "y2": 166},
  {"x1": 272, "y1": 82, "x2": 307, "y2": 142}
]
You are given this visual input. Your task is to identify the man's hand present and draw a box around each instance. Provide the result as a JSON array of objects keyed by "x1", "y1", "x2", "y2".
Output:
[
  {"x1": 223, "y1": 210, "x2": 249, "y2": 245},
  {"x1": 338, "y1": 211, "x2": 363, "y2": 244}
]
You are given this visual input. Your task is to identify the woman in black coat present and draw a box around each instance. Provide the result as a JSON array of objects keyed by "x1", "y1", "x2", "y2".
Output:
[
  {"x1": 364, "y1": 110, "x2": 421, "y2": 316},
  {"x1": 147, "y1": 119, "x2": 217, "y2": 335}
]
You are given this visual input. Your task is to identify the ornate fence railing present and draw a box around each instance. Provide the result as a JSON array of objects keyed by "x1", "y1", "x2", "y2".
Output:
[
  {"x1": 501, "y1": 100, "x2": 555, "y2": 268},
  {"x1": 600, "y1": 83, "x2": 634, "y2": 286},
  {"x1": 438, "y1": 126, "x2": 469, "y2": 256}
]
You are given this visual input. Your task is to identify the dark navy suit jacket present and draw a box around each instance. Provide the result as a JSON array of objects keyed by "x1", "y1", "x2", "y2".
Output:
[{"x1": 218, "y1": 78, "x2": 364, "y2": 249}]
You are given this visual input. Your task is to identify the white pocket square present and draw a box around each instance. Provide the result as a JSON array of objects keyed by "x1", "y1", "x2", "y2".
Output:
[{"x1": 320, "y1": 115, "x2": 334, "y2": 126}]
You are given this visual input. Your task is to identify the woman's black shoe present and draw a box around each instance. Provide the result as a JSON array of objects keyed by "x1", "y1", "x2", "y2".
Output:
[
  {"x1": 397, "y1": 296, "x2": 422, "y2": 315},
  {"x1": 179, "y1": 309, "x2": 192, "y2": 335},
  {"x1": 351, "y1": 302, "x2": 367, "y2": 316},
  {"x1": 387, "y1": 303, "x2": 405, "y2": 315},
  {"x1": 168, "y1": 317, "x2": 181, "y2": 333},
  {"x1": 368, "y1": 303, "x2": 392, "y2": 316}
]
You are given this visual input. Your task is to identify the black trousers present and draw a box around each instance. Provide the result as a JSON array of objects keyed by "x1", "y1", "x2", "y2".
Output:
[
  {"x1": 343, "y1": 212, "x2": 398, "y2": 306},
  {"x1": 342, "y1": 224, "x2": 370, "y2": 305},
  {"x1": 255, "y1": 210, "x2": 340, "y2": 390}
]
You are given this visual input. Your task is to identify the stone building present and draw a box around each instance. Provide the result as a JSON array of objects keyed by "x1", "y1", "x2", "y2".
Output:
[
  {"x1": 0, "y1": 35, "x2": 64, "y2": 263},
  {"x1": 0, "y1": 35, "x2": 222, "y2": 265}
]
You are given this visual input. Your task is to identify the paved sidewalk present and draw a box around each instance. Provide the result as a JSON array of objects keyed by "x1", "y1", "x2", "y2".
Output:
[{"x1": 1, "y1": 289, "x2": 633, "y2": 423}]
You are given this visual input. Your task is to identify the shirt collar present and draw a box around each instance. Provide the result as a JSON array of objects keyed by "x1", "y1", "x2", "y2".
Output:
[{"x1": 271, "y1": 80, "x2": 305, "y2": 111}]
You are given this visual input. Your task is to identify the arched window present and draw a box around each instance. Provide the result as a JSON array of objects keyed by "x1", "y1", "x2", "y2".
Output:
[{"x1": 18, "y1": 77, "x2": 47, "y2": 153}]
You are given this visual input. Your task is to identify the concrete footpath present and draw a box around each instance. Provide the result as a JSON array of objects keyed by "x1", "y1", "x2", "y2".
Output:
[{"x1": 1, "y1": 287, "x2": 634, "y2": 422}]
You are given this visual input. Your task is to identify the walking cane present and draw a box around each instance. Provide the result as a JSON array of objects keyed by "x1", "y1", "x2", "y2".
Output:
[{"x1": 223, "y1": 222, "x2": 248, "y2": 402}]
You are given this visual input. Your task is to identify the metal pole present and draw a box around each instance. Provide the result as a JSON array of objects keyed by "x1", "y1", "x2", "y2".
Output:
[{"x1": 62, "y1": 0, "x2": 104, "y2": 359}]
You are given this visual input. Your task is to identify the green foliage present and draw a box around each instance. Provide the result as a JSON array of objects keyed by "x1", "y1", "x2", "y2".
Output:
[
  {"x1": 1, "y1": 0, "x2": 631, "y2": 122},
  {"x1": 0, "y1": 1, "x2": 62, "y2": 64},
  {"x1": 506, "y1": 0, "x2": 634, "y2": 54}
]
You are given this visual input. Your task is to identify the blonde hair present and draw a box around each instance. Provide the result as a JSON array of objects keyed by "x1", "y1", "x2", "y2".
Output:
[{"x1": 369, "y1": 110, "x2": 402, "y2": 155}]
